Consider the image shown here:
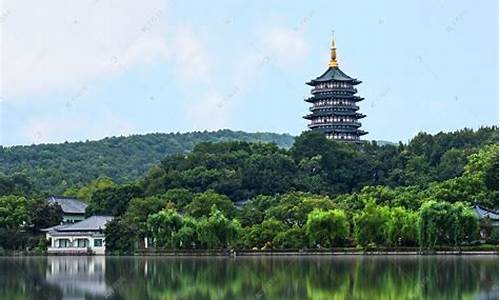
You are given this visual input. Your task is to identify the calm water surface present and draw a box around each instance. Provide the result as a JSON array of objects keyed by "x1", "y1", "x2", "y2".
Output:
[{"x1": 0, "y1": 255, "x2": 497, "y2": 300}]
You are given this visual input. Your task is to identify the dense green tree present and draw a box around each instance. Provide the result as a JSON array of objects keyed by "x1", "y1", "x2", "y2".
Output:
[
  {"x1": 407, "y1": 127, "x2": 498, "y2": 161},
  {"x1": 293, "y1": 155, "x2": 329, "y2": 194},
  {"x1": 28, "y1": 199, "x2": 63, "y2": 232},
  {"x1": 0, "y1": 173, "x2": 32, "y2": 197},
  {"x1": 419, "y1": 200, "x2": 454, "y2": 248},
  {"x1": 305, "y1": 209, "x2": 349, "y2": 248},
  {"x1": 418, "y1": 200, "x2": 479, "y2": 249},
  {"x1": 353, "y1": 201, "x2": 391, "y2": 247},
  {"x1": 291, "y1": 131, "x2": 332, "y2": 162},
  {"x1": 386, "y1": 207, "x2": 418, "y2": 246},
  {"x1": 449, "y1": 202, "x2": 479, "y2": 246},
  {"x1": 401, "y1": 155, "x2": 433, "y2": 186},
  {"x1": 173, "y1": 216, "x2": 200, "y2": 249},
  {"x1": 264, "y1": 192, "x2": 335, "y2": 227},
  {"x1": 0, "y1": 195, "x2": 29, "y2": 230},
  {"x1": 244, "y1": 219, "x2": 287, "y2": 249},
  {"x1": 104, "y1": 217, "x2": 137, "y2": 254},
  {"x1": 0, "y1": 195, "x2": 31, "y2": 250},
  {"x1": 292, "y1": 132, "x2": 364, "y2": 195},
  {"x1": 143, "y1": 141, "x2": 297, "y2": 201},
  {"x1": 198, "y1": 206, "x2": 241, "y2": 249},
  {"x1": 273, "y1": 225, "x2": 306, "y2": 249},
  {"x1": 238, "y1": 195, "x2": 278, "y2": 227},
  {"x1": 123, "y1": 195, "x2": 170, "y2": 238},
  {"x1": 185, "y1": 190, "x2": 236, "y2": 218},
  {"x1": 63, "y1": 177, "x2": 116, "y2": 202},
  {"x1": 435, "y1": 148, "x2": 467, "y2": 180},
  {"x1": 241, "y1": 152, "x2": 296, "y2": 197},
  {"x1": 464, "y1": 144, "x2": 499, "y2": 197},
  {"x1": 161, "y1": 188, "x2": 194, "y2": 210},
  {"x1": 86, "y1": 183, "x2": 144, "y2": 216},
  {"x1": 147, "y1": 209, "x2": 183, "y2": 248},
  {"x1": 422, "y1": 145, "x2": 499, "y2": 209},
  {"x1": 336, "y1": 185, "x2": 425, "y2": 213}
]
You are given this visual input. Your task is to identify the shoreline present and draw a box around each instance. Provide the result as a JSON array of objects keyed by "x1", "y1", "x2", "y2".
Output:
[
  {"x1": 2, "y1": 246, "x2": 498, "y2": 257},
  {"x1": 132, "y1": 250, "x2": 499, "y2": 257},
  {"x1": 1, "y1": 252, "x2": 497, "y2": 257}
]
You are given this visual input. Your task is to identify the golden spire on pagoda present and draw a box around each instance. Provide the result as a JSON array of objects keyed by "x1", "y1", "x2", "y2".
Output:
[{"x1": 329, "y1": 31, "x2": 338, "y2": 67}]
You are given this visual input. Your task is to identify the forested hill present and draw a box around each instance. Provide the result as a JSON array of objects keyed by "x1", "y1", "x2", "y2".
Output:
[
  {"x1": 0, "y1": 126, "x2": 498, "y2": 252},
  {"x1": 1, "y1": 126, "x2": 497, "y2": 196},
  {"x1": 0, "y1": 130, "x2": 294, "y2": 194}
]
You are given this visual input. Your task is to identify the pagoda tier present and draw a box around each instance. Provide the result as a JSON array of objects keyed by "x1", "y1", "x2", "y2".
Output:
[
  {"x1": 304, "y1": 110, "x2": 366, "y2": 119},
  {"x1": 303, "y1": 35, "x2": 368, "y2": 143},
  {"x1": 305, "y1": 95, "x2": 364, "y2": 102}
]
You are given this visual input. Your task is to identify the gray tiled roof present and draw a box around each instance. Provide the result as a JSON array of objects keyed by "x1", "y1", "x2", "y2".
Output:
[
  {"x1": 307, "y1": 66, "x2": 359, "y2": 85},
  {"x1": 48, "y1": 231, "x2": 107, "y2": 237},
  {"x1": 40, "y1": 223, "x2": 71, "y2": 232},
  {"x1": 474, "y1": 205, "x2": 499, "y2": 221},
  {"x1": 56, "y1": 216, "x2": 113, "y2": 232},
  {"x1": 47, "y1": 196, "x2": 88, "y2": 214}
]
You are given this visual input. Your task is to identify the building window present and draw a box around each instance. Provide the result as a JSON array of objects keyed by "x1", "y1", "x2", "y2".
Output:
[
  {"x1": 77, "y1": 238, "x2": 89, "y2": 248},
  {"x1": 57, "y1": 239, "x2": 71, "y2": 248},
  {"x1": 94, "y1": 239, "x2": 103, "y2": 247}
]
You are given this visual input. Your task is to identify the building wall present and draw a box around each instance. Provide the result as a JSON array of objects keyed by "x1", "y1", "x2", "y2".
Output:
[
  {"x1": 62, "y1": 214, "x2": 86, "y2": 223},
  {"x1": 47, "y1": 234, "x2": 107, "y2": 255}
]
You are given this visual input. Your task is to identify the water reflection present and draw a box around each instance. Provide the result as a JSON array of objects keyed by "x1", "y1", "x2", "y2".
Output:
[
  {"x1": 45, "y1": 257, "x2": 112, "y2": 299},
  {"x1": 0, "y1": 255, "x2": 497, "y2": 300}
]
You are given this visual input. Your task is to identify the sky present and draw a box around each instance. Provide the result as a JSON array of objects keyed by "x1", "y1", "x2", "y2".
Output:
[{"x1": 0, "y1": 0, "x2": 498, "y2": 146}]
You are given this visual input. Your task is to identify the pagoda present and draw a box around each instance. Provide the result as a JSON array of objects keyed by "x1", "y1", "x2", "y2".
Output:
[{"x1": 304, "y1": 34, "x2": 367, "y2": 142}]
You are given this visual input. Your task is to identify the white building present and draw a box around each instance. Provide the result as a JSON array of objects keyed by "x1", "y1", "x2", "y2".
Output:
[{"x1": 43, "y1": 216, "x2": 113, "y2": 255}]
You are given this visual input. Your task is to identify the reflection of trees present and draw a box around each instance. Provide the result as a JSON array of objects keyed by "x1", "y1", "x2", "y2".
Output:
[
  {"x1": 0, "y1": 256, "x2": 497, "y2": 299},
  {"x1": 0, "y1": 258, "x2": 62, "y2": 300},
  {"x1": 417, "y1": 256, "x2": 498, "y2": 300},
  {"x1": 102, "y1": 256, "x2": 498, "y2": 300}
]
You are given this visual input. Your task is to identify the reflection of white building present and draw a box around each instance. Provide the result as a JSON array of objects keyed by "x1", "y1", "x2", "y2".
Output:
[
  {"x1": 43, "y1": 216, "x2": 113, "y2": 255},
  {"x1": 45, "y1": 256, "x2": 113, "y2": 299}
]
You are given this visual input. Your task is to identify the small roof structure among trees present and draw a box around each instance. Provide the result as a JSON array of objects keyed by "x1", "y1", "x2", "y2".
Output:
[
  {"x1": 47, "y1": 196, "x2": 87, "y2": 215},
  {"x1": 473, "y1": 205, "x2": 499, "y2": 226}
]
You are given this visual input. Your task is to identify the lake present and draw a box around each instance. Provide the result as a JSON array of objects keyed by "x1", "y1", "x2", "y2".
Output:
[{"x1": 0, "y1": 255, "x2": 497, "y2": 300}]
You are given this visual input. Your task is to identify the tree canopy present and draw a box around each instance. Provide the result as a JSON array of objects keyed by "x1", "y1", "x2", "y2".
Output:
[{"x1": 0, "y1": 126, "x2": 498, "y2": 251}]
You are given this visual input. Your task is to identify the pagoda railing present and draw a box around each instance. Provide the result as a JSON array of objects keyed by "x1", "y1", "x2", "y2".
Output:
[
  {"x1": 327, "y1": 136, "x2": 362, "y2": 142},
  {"x1": 311, "y1": 87, "x2": 357, "y2": 94},
  {"x1": 308, "y1": 121, "x2": 362, "y2": 128},
  {"x1": 305, "y1": 95, "x2": 363, "y2": 102},
  {"x1": 309, "y1": 104, "x2": 359, "y2": 111}
]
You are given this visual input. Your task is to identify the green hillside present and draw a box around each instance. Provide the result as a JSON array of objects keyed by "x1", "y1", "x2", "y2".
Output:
[{"x1": 0, "y1": 130, "x2": 294, "y2": 194}]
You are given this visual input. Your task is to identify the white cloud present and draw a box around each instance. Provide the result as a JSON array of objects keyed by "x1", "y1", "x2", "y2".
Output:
[
  {"x1": 1, "y1": 0, "x2": 169, "y2": 100},
  {"x1": 257, "y1": 27, "x2": 309, "y2": 69},
  {"x1": 169, "y1": 26, "x2": 211, "y2": 82},
  {"x1": 211, "y1": 26, "x2": 308, "y2": 102},
  {"x1": 182, "y1": 26, "x2": 307, "y2": 129},
  {"x1": 22, "y1": 112, "x2": 136, "y2": 144},
  {"x1": 185, "y1": 91, "x2": 232, "y2": 130}
]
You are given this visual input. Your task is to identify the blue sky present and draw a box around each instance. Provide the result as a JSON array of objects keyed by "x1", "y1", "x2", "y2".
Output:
[{"x1": 1, "y1": 0, "x2": 498, "y2": 146}]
